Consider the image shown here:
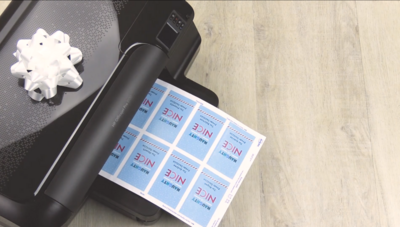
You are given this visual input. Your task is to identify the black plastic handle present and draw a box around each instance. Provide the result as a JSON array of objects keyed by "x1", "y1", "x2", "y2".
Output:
[{"x1": 45, "y1": 44, "x2": 168, "y2": 211}]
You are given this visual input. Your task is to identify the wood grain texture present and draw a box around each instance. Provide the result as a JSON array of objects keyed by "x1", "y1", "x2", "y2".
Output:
[
  {"x1": 253, "y1": 2, "x2": 379, "y2": 226},
  {"x1": 357, "y1": 2, "x2": 400, "y2": 226},
  {"x1": 1, "y1": 1, "x2": 400, "y2": 227}
]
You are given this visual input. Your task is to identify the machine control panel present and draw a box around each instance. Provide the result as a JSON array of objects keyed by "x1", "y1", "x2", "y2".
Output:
[
  {"x1": 170, "y1": 12, "x2": 185, "y2": 30},
  {"x1": 157, "y1": 11, "x2": 186, "y2": 49}
]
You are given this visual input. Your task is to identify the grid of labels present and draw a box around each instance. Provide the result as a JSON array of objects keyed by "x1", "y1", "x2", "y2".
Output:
[{"x1": 101, "y1": 82, "x2": 257, "y2": 227}]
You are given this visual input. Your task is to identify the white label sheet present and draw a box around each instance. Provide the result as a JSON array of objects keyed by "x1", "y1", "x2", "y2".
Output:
[{"x1": 99, "y1": 79, "x2": 265, "y2": 227}]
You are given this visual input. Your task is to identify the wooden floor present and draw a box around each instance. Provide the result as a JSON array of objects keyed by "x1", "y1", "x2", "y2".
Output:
[{"x1": 2, "y1": 1, "x2": 400, "y2": 227}]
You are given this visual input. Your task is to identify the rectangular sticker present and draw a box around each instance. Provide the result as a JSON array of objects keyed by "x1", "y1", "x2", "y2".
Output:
[
  {"x1": 207, "y1": 123, "x2": 256, "y2": 179},
  {"x1": 101, "y1": 127, "x2": 139, "y2": 175},
  {"x1": 177, "y1": 106, "x2": 226, "y2": 161},
  {"x1": 148, "y1": 151, "x2": 199, "y2": 208},
  {"x1": 146, "y1": 90, "x2": 196, "y2": 143},
  {"x1": 131, "y1": 83, "x2": 167, "y2": 128},
  {"x1": 179, "y1": 168, "x2": 230, "y2": 226},
  {"x1": 117, "y1": 135, "x2": 169, "y2": 191}
]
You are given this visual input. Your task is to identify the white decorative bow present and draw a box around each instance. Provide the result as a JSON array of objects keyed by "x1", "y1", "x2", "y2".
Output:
[{"x1": 10, "y1": 28, "x2": 83, "y2": 101}]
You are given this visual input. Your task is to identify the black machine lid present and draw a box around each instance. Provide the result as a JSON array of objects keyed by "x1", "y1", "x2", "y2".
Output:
[
  {"x1": 0, "y1": 0, "x2": 196, "y2": 202},
  {"x1": 0, "y1": 0, "x2": 128, "y2": 201}
]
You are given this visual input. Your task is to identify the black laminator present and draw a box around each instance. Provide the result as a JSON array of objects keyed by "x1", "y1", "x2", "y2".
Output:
[{"x1": 0, "y1": 1, "x2": 218, "y2": 226}]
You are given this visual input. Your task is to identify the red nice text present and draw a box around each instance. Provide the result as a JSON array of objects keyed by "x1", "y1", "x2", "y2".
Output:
[
  {"x1": 165, "y1": 169, "x2": 186, "y2": 185},
  {"x1": 134, "y1": 153, "x2": 155, "y2": 168},
  {"x1": 195, "y1": 187, "x2": 216, "y2": 203},
  {"x1": 222, "y1": 140, "x2": 242, "y2": 156},
  {"x1": 192, "y1": 123, "x2": 213, "y2": 138},
  {"x1": 162, "y1": 108, "x2": 183, "y2": 122}
]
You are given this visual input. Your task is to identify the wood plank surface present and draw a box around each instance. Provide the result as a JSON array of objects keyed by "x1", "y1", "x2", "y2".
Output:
[
  {"x1": 253, "y1": 2, "x2": 378, "y2": 226},
  {"x1": 357, "y1": 2, "x2": 400, "y2": 226},
  {"x1": 1, "y1": 1, "x2": 400, "y2": 227}
]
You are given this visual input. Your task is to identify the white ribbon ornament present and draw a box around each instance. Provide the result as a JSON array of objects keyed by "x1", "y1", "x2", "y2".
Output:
[{"x1": 10, "y1": 28, "x2": 83, "y2": 101}]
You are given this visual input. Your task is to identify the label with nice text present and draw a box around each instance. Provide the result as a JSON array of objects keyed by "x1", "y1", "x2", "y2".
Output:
[
  {"x1": 146, "y1": 90, "x2": 196, "y2": 143},
  {"x1": 148, "y1": 151, "x2": 199, "y2": 208},
  {"x1": 207, "y1": 123, "x2": 255, "y2": 179},
  {"x1": 117, "y1": 135, "x2": 169, "y2": 191},
  {"x1": 131, "y1": 83, "x2": 167, "y2": 128},
  {"x1": 177, "y1": 106, "x2": 226, "y2": 161},
  {"x1": 180, "y1": 168, "x2": 230, "y2": 227},
  {"x1": 102, "y1": 127, "x2": 139, "y2": 175}
]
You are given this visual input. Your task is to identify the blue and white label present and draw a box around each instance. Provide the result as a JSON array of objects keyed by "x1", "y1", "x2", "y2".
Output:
[
  {"x1": 146, "y1": 90, "x2": 196, "y2": 143},
  {"x1": 118, "y1": 135, "x2": 169, "y2": 191},
  {"x1": 207, "y1": 123, "x2": 255, "y2": 178},
  {"x1": 148, "y1": 151, "x2": 199, "y2": 208},
  {"x1": 131, "y1": 84, "x2": 166, "y2": 128},
  {"x1": 102, "y1": 127, "x2": 139, "y2": 175},
  {"x1": 180, "y1": 168, "x2": 229, "y2": 227},
  {"x1": 177, "y1": 106, "x2": 226, "y2": 160}
]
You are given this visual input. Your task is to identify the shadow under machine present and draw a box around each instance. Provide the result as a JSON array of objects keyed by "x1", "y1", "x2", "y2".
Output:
[{"x1": 0, "y1": 1, "x2": 218, "y2": 226}]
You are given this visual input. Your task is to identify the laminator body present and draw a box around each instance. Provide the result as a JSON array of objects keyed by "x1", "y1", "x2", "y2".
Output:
[{"x1": 0, "y1": 1, "x2": 218, "y2": 226}]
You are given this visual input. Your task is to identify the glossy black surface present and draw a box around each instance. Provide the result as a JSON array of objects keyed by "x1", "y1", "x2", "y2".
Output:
[{"x1": 0, "y1": 0, "x2": 195, "y2": 202}]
